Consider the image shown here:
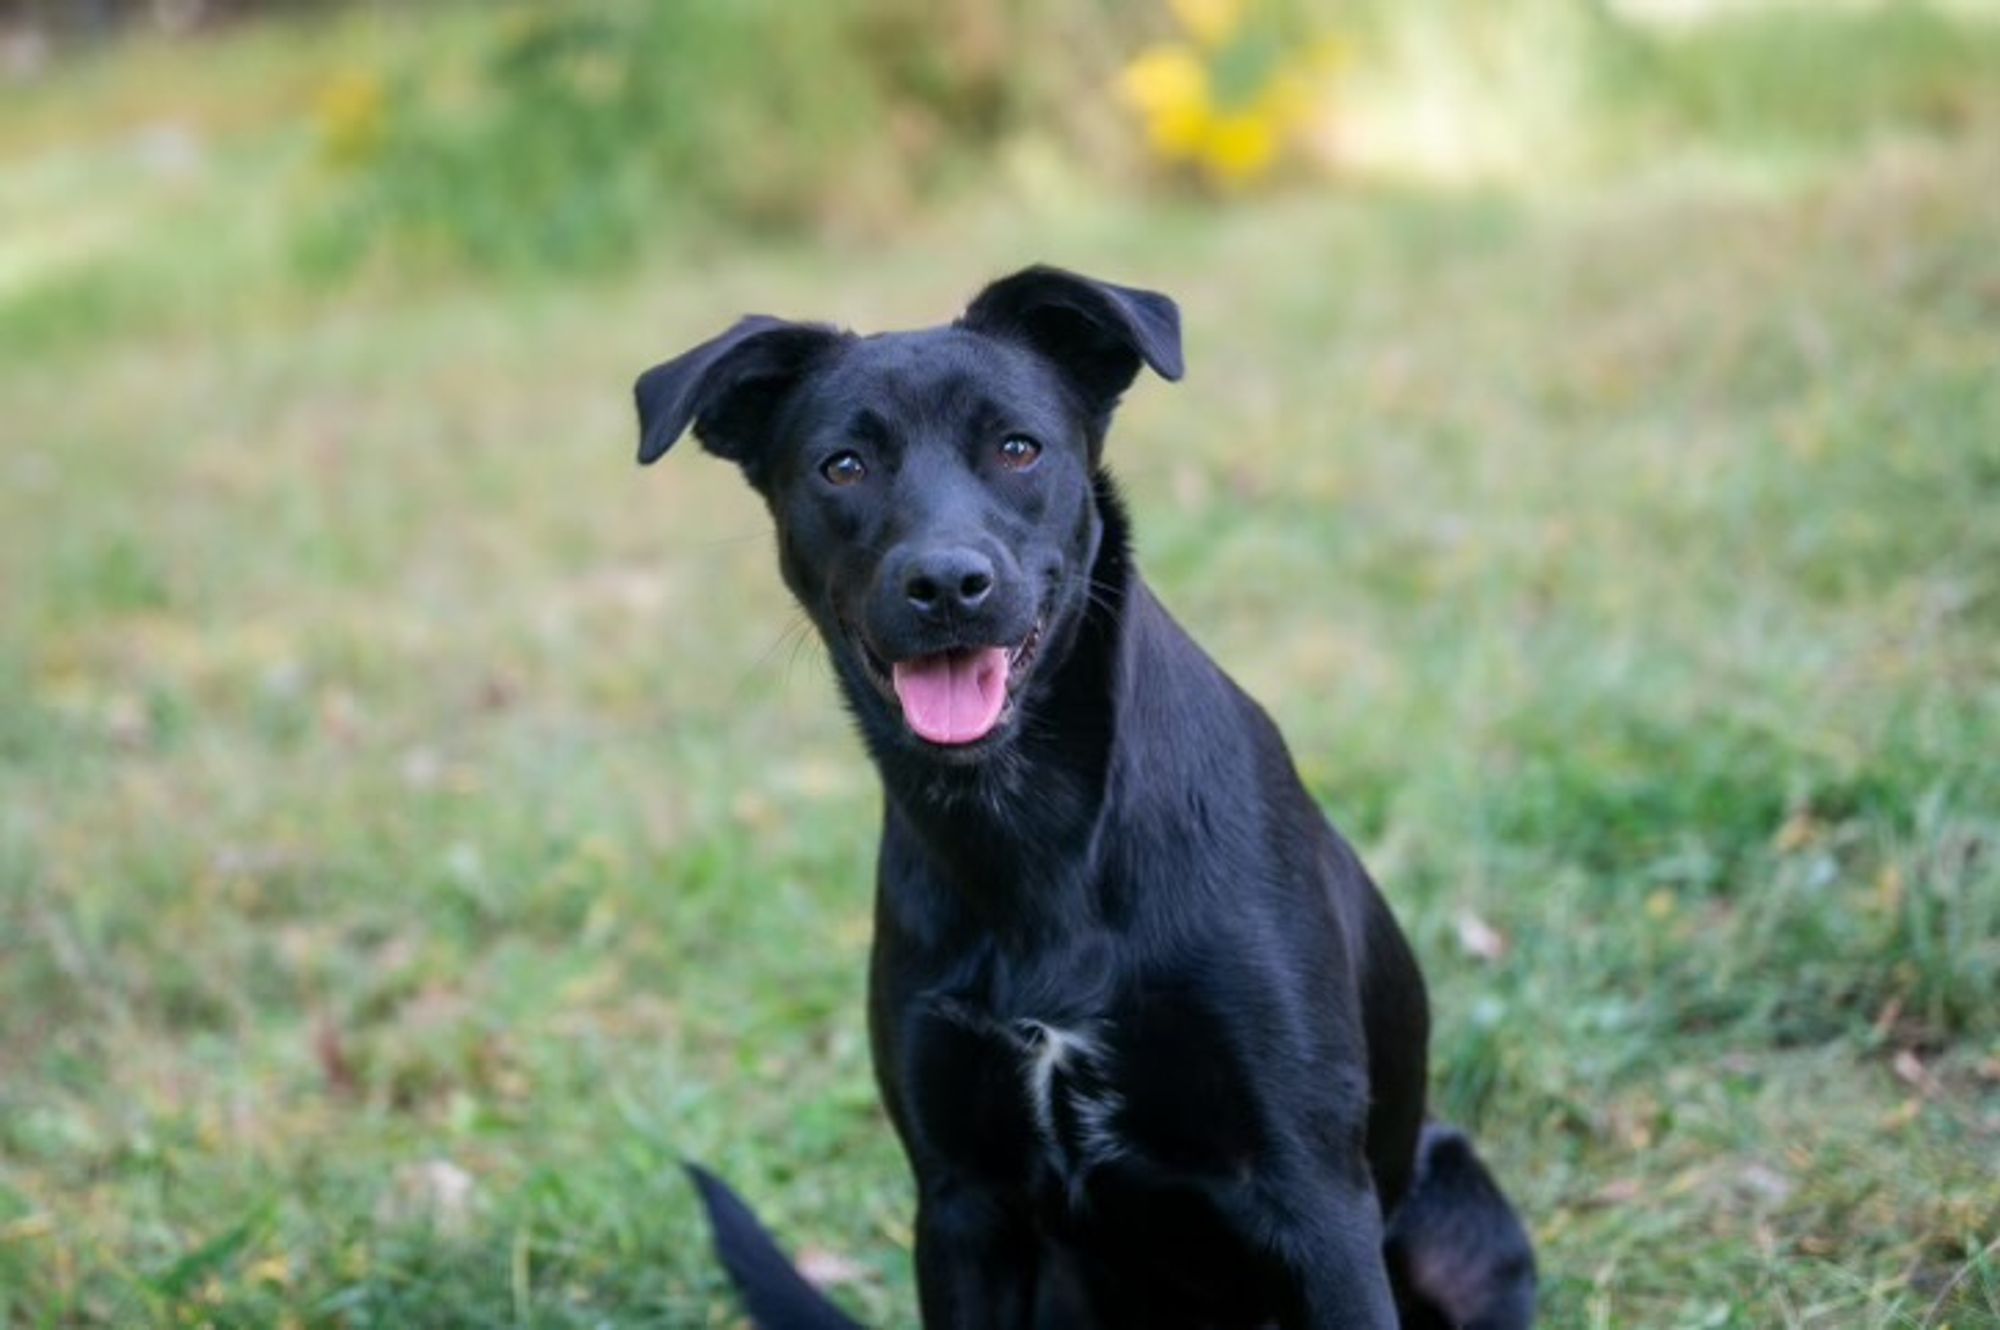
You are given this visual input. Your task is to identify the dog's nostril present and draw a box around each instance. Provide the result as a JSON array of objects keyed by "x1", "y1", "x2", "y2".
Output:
[{"x1": 904, "y1": 549, "x2": 994, "y2": 615}]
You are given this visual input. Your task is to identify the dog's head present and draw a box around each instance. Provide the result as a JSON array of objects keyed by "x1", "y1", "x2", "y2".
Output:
[{"x1": 634, "y1": 266, "x2": 1181, "y2": 760}]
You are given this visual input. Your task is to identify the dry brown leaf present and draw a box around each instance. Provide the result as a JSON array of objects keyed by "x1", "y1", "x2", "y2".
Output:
[
  {"x1": 795, "y1": 1247, "x2": 869, "y2": 1291},
  {"x1": 1454, "y1": 911, "x2": 1507, "y2": 963},
  {"x1": 1892, "y1": 1049, "x2": 1939, "y2": 1097},
  {"x1": 1588, "y1": 1178, "x2": 1643, "y2": 1207}
]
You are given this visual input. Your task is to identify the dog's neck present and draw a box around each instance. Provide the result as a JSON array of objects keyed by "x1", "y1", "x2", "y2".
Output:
[{"x1": 867, "y1": 473, "x2": 1137, "y2": 935}]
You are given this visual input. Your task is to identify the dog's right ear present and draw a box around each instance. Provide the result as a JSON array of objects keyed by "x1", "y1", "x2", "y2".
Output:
[
  {"x1": 634, "y1": 316, "x2": 847, "y2": 468},
  {"x1": 959, "y1": 266, "x2": 1182, "y2": 458}
]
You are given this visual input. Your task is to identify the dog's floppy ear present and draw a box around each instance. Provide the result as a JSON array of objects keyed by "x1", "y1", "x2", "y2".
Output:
[
  {"x1": 959, "y1": 265, "x2": 1182, "y2": 444},
  {"x1": 634, "y1": 316, "x2": 846, "y2": 467}
]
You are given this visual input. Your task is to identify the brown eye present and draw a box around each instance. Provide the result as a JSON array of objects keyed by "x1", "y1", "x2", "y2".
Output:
[
  {"x1": 820, "y1": 451, "x2": 867, "y2": 486},
  {"x1": 998, "y1": 435, "x2": 1042, "y2": 471}
]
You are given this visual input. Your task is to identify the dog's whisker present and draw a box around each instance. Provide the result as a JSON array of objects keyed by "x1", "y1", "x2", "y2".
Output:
[{"x1": 732, "y1": 614, "x2": 815, "y2": 704}]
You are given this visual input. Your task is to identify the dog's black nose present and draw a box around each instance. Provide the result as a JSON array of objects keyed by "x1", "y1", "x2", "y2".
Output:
[{"x1": 904, "y1": 548, "x2": 994, "y2": 616}]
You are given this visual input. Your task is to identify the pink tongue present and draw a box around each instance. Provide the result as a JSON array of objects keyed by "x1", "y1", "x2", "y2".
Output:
[{"x1": 891, "y1": 647, "x2": 1009, "y2": 745}]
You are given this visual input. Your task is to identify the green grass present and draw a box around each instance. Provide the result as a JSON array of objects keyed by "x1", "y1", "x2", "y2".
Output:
[{"x1": 4, "y1": 8, "x2": 1999, "y2": 1328}]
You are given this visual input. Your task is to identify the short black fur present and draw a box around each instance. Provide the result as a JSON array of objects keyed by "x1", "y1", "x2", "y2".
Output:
[
  {"x1": 684, "y1": 1164, "x2": 863, "y2": 1330},
  {"x1": 636, "y1": 266, "x2": 1536, "y2": 1328}
]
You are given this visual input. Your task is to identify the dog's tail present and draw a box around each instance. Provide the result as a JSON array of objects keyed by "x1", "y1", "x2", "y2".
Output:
[
  {"x1": 1385, "y1": 1123, "x2": 1538, "y2": 1330},
  {"x1": 684, "y1": 1163, "x2": 867, "y2": 1330}
]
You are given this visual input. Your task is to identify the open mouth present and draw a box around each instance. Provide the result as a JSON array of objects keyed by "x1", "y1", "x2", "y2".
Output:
[{"x1": 857, "y1": 621, "x2": 1043, "y2": 747}]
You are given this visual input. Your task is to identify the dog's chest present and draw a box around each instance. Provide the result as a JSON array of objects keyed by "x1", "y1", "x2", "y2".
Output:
[
  {"x1": 900, "y1": 976, "x2": 1265, "y2": 1196},
  {"x1": 905, "y1": 999, "x2": 1124, "y2": 1188}
]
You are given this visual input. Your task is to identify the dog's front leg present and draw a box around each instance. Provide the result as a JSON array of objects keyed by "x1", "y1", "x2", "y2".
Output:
[
  {"x1": 913, "y1": 1178, "x2": 1044, "y2": 1329},
  {"x1": 1225, "y1": 1177, "x2": 1400, "y2": 1330}
]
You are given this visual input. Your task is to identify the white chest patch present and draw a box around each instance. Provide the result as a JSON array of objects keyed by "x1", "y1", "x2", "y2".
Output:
[{"x1": 1012, "y1": 1019, "x2": 1123, "y2": 1183}]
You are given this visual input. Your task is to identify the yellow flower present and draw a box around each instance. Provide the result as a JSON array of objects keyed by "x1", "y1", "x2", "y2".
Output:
[
  {"x1": 1120, "y1": 46, "x2": 1207, "y2": 119},
  {"x1": 1117, "y1": 3, "x2": 1345, "y2": 191},
  {"x1": 1169, "y1": 0, "x2": 1248, "y2": 48},
  {"x1": 316, "y1": 70, "x2": 387, "y2": 167},
  {"x1": 1119, "y1": 45, "x2": 1214, "y2": 157},
  {"x1": 1199, "y1": 110, "x2": 1280, "y2": 186}
]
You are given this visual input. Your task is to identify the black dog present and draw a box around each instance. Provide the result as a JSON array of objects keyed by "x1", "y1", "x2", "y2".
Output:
[{"x1": 635, "y1": 267, "x2": 1535, "y2": 1328}]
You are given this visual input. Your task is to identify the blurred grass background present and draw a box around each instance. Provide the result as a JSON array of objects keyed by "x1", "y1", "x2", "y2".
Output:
[{"x1": 2, "y1": 0, "x2": 1998, "y2": 1325}]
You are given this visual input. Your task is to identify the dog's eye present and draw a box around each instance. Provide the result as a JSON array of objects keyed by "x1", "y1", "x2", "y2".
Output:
[
  {"x1": 820, "y1": 451, "x2": 867, "y2": 486},
  {"x1": 997, "y1": 435, "x2": 1042, "y2": 471}
]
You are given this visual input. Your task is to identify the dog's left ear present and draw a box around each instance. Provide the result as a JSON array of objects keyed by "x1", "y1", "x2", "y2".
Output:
[
  {"x1": 959, "y1": 266, "x2": 1182, "y2": 448},
  {"x1": 634, "y1": 316, "x2": 847, "y2": 469}
]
